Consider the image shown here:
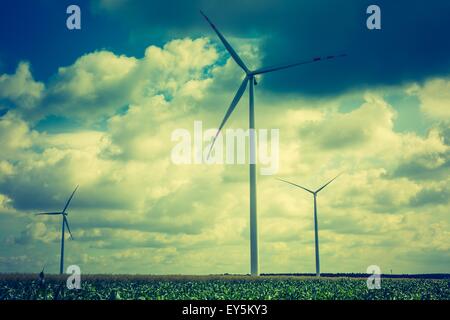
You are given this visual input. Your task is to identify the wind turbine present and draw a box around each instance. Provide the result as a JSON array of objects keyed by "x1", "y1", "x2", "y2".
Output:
[
  {"x1": 278, "y1": 174, "x2": 341, "y2": 277},
  {"x1": 36, "y1": 186, "x2": 78, "y2": 275},
  {"x1": 200, "y1": 11, "x2": 346, "y2": 276}
]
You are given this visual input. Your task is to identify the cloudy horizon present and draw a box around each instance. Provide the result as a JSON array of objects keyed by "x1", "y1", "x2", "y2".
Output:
[{"x1": 0, "y1": 0, "x2": 449, "y2": 274}]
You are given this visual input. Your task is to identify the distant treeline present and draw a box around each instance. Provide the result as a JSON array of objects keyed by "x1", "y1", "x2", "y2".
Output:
[
  {"x1": 1, "y1": 273, "x2": 449, "y2": 280},
  {"x1": 260, "y1": 273, "x2": 450, "y2": 279}
]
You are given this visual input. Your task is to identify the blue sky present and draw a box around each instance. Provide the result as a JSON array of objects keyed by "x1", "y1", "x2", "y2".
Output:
[
  {"x1": 0, "y1": 0, "x2": 449, "y2": 274},
  {"x1": 2, "y1": 0, "x2": 450, "y2": 90}
]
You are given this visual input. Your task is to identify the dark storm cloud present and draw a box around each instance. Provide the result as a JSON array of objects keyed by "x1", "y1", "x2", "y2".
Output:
[
  {"x1": 93, "y1": 0, "x2": 450, "y2": 96},
  {"x1": 410, "y1": 187, "x2": 450, "y2": 207},
  {"x1": 391, "y1": 160, "x2": 450, "y2": 181}
]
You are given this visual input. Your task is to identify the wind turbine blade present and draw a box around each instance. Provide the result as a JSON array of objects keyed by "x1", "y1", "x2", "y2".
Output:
[
  {"x1": 207, "y1": 77, "x2": 249, "y2": 158},
  {"x1": 62, "y1": 185, "x2": 79, "y2": 214},
  {"x1": 277, "y1": 178, "x2": 315, "y2": 194},
  {"x1": 200, "y1": 10, "x2": 250, "y2": 74},
  {"x1": 315, "y1": 172, "x2": 343, "y2": 193},
  {"x1": 64, "y1": 216, "x2": 74, "y2": 240},
  {"x1": 252, "y1": 54, "x2": 347, "y2": 75},
  {"x1": 36, "y1": 212, "x2": 62, "y2": 215}
]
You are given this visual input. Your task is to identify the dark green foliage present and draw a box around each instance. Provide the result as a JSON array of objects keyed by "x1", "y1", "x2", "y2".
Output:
[{"x1": 0, "y1": 274, "x2": 448, "y2": 300}]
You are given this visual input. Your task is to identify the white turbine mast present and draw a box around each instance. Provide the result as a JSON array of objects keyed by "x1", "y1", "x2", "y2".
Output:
[
  {"x1": 201, "y1": 10, "x2": 346, "y2": 276},
  {"x1": 278, "y1": 173, "x2": 342, "y2": 276},
  {"x1": 36, "y1": 185, "x2": 78, "y2": 274}
]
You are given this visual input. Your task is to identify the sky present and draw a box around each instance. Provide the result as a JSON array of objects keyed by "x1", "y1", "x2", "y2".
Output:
[{"x1": 0, "y1": 0, "x2": 449, "y2": 275}]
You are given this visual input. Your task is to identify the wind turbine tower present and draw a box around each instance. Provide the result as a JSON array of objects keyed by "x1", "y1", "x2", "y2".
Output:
[
  {"x1": 36, "y1": 186, "x2": 78, "y2": 274},
  {"x1": 201, "y1": 11, "x2": 345, "y2": 276},
  {"x1": 278, "y1": 174, "x2": 341, "y2": 276}
]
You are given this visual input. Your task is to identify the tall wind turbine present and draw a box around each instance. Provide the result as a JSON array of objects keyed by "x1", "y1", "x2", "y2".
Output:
[
  {"x1": 200, "y1": 11, "x2": 346, "y2": 276},
  {"x1": 278, "y1": 174, "x2": 341, "y2": 277},
  {"x1": 36, "y1": 186, "x2": 78, "y2": 274}
]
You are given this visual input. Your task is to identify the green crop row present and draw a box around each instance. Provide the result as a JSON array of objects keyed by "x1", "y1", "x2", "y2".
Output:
[{"x1": 1, "y1": 276, "x2": 448, "y2": 300}]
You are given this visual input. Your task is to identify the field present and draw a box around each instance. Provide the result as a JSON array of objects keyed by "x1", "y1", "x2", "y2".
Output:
[{"x1": 0, "y1": 274, "x2": 449, "y2": 300}]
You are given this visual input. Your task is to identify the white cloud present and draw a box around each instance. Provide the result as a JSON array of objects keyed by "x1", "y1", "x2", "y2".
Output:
[
  {"x1": 408, "y1": 78, "x2": 450, "y2": 120},
  {"x1": 0, "y1": 62, "x2": 44, "y2": 109},
  {"x1": 0, "y1": 112, "x2": 35, "y2": 160},
  {"x1": 8, "y1": 38, "x2": 218, "y2": 123},
  {"x1": 0, "y1": 38, "x2": 449, "y2": 274}
]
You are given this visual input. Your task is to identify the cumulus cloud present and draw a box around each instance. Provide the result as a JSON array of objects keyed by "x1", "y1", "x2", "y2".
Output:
[
  {"x1": 35, "y1": 38, "x2": 218, "y2": 123},
  {"x1": 0, "y1": 37, "x2": 449, "y2": 274},
  {"x1": 408, "y1": 78, "x2": 450, "y2": 121},
  {"x1": 0, "y1": 111, "x2": 36, "y2": 160},
  {"x1": 0, "y1": 62, "x2": 44, "y2": 109},
  {"x1": 299, "y1": 93, "x2": 396, "y2": 151},
  {"x1": 43, "y1": 51, "x2": 138, "y2": 119},
  {"x1": 8, "y1": 220, "x2": 60, "y2": 246}
]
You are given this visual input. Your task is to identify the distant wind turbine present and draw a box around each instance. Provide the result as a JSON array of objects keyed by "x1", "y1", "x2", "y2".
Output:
[
  {"x1": 201, "y1": 10, "x2": 346, "y2": 276},
  {"x1": 278, "y1": 174, "x2": 341, "y2": 277},
  {"x1": 36, "y1": 186, "x2": 78, "y2": 275}
]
